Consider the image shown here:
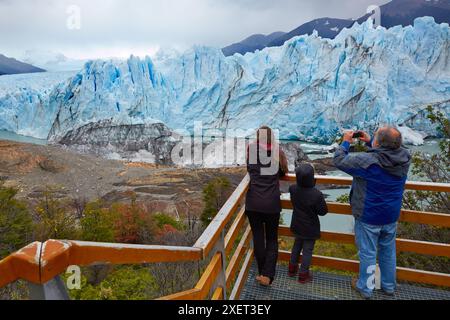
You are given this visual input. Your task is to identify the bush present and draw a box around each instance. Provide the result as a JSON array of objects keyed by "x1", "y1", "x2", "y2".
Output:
[
  {"x1": 33, "y1": 187, "x2": 79, "y2": 241},
  {"x1": 0, "y1": 185, "x2": 33, "y2": 259},
  {"x1": 153, "y1": 213, "x2": 185, "y2": 231},
  {"x1": 398, "y1": 106, "x2": 450, "y2": 274},
  {"x1": 66, "y1": 266, "x2": 158, "y2": 300},
  {"x1": 80, "y1": 200, "x2": 115, "y2": 243},
  {"x1": 201, "y1": 177, "x2": 232, "y2": 226},
  {"x1": 110, "y1": 196, "x2": 157, "y2": 245}
]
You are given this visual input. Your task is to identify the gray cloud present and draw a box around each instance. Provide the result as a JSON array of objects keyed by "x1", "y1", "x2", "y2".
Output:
[{"x1": 0, "y1": 0, "x2": 390, "y2": 59}]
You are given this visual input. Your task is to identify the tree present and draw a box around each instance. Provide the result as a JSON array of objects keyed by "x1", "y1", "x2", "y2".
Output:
[
  {"x1": 201, "y1": 177, "x2": 232, "y2": 226},
  {"x1": 33, "y1": 187, "x2": 79, "y2": 241},
  {"x1": 0, "y1": 184, "x2": 34, "y2": 300},
  {"x1": 80, "y1": 200, "x2": 115, "y2": 243},
  {"x1": 0, "y1": 185, "x2": 33, "y2": 259},
  {"x1": 150, "y1": 226, "x2": 201, "y2": 296},
  {"x1": 403, "y1": 106, "x2": 449, "y2": 213},
  {"x1": 111, "y1": 195, "x2": 157, "y2": 245},
  {"x1": 399, "y1": 106, "x2": 450, "y2": 274}
]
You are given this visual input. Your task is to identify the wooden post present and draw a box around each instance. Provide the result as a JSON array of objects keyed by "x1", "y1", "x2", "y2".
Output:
[
  {"x1": 28, "y1": 276, "x2": 70, "y2": 300},
  {"x1": 211, "y1": 230, "x2": 228, "y2": 300}
]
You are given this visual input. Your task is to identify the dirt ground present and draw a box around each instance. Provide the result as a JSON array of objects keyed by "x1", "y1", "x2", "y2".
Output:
[{"x1": 0, "y1": 140, "x2": 247, "y2": 217}]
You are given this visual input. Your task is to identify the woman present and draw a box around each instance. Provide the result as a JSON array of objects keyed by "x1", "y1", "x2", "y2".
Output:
[{"x1": 246, "y1": 126, "x2": 289, "y2": 287}]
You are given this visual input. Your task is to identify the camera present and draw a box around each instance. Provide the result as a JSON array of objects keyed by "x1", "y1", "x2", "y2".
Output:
[{"x1": 352, "y1": 131, "x2": 364, "y2": 139}]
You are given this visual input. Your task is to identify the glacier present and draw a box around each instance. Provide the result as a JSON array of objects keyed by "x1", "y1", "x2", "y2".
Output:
[{"x1": 0, "y1": 17, "x2": 449, "y2": 144}]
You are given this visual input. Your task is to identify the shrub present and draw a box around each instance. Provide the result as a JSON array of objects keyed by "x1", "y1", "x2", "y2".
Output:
[{"x1": 0, "y1": 185, "x2": 33, "y2": 259}]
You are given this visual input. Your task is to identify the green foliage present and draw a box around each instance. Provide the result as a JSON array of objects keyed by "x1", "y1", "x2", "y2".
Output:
[
  {"x1": 0, "y1": 185, "x2": 33, "y2": 259},
  {"x1": 0, "y1": 280, "x2": 29, "y2": 300},
  {"x1": 336, "y1": 193, "x2": 350, "y2": 204},
  {"x1": 399, "y1": 106, "x2": 450, "y2": 274},
  {"x1": 80, "y1": 200, "x2": 115, "y2": 243},
  {"x1": 153, "y1": 213, "x2": 185, "y2": 231},
  {"x1": 403, "y1": 106, "x2": 449, "y2": 214},
  {"x1": 405, "y1": 106, "x2": 449, "y2": 214},
  {"x1": 34, "y1": 187, "x2": 79, "y2": 241},
  {"x1": 201, "y1": 177, "x2": 232, "y2": 226},
  {"x1": 66, "y1": 266, "x2": 158, "y2": 300}
]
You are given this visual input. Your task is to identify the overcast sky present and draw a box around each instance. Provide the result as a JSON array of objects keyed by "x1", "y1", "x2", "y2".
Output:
[{"x1": 0, "y1": 0, "x2": 390, "y2": 59}]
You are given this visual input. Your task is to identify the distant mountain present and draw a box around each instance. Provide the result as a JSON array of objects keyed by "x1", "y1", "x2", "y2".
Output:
[
  {"x1": 374, "y1": 0, "x2": 450, "y2": 28},
  {"x1": 222, "y1": 32, "x2": 286, "y2": 56},
  {"x1": 0, "y1": 54, "x2": 45, "y2": 76},
  {"x1": 20, "y1": 50, "x2": 87, "y2": 72},
  {"x1": 267, "y1": 17, "x2": 357, "y2": 48},
  {"x1": 223, "y1": 0, "x2": 450, "y2": 56}
]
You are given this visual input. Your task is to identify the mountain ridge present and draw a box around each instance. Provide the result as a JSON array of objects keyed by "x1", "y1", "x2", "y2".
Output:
[
  {"x1": 0, "y1": 17, "x2": 447, "y2": 145},
  {"x1": 223, "y1": 0, "x2": 450, "y2": 56},
  {"x1": 0, "y1": 54, "x2": 46, "y2": 76}
]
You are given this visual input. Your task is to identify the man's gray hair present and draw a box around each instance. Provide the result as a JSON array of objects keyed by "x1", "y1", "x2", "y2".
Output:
[{"x1": 376, "y1": 127, "x2": 403, "y2": 150}]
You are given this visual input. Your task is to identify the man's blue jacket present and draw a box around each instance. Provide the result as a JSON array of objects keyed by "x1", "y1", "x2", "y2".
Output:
[{"x1": 333, "y1": 141, "x2": 412, "y2": 226}]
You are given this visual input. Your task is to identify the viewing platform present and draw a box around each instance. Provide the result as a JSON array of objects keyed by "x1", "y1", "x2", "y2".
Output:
[{"x1": 1, "y1": 174, "x2": 449, "y2": 300}]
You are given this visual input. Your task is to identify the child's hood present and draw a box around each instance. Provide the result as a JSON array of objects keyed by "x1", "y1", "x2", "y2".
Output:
[{"x1": 296, "y1": 164, "x2": 316, "y2": 188}]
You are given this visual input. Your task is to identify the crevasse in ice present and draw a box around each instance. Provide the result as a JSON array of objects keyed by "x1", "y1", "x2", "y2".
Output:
[{"x1": 0, "y1": 17, "x2": 449, "y2": 143}]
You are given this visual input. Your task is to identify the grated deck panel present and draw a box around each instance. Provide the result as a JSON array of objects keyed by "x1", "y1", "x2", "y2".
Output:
[{"x1": 240, "y1": 263, "x2": 450, "y2": 300}]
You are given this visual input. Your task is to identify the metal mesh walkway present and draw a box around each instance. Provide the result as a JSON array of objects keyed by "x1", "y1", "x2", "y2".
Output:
[{"x1": 240, "y1": 263, "x2": 450, "y2": 300}]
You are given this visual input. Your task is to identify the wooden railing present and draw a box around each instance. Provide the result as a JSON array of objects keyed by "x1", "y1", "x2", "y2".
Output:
[{"x1": 0, "y1": 174, "x2": 449, "y2": 299}]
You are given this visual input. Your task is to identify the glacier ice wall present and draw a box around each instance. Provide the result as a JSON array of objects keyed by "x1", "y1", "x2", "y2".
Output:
[
  {"x1": 0, "y1": 72, "x2": 76, "y2": 138},
  {"x1": 1, "y1": 17, "x2": 449, "y2": 143}
]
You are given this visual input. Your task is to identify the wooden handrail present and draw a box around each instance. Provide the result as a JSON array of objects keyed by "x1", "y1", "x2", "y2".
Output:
[
  {"x1": 229, "y1": 249, "x2": 254, "y2": 300},
  {"x1": 1, "y1": 173, "x2": 450, "y2": 298},
  {"x1": 159, "y1": 252, "x2": 223, "y2": 300},
  {"x1": 194, "y1": 175, "x2": 250, "y2": 258},
  {"x1": 281, "y1": 174, "x2": 450, "y2": 193},
  {"x1": 0, "y1": 242, "x2": 41, "y2": 288},
  {"x1": 278, "y1": 226, "x2": 450, "y2": 258},
  {"x1": 212, "y1": 287, "x2": 224, "y2": 300},
  {"x1": 0, "y1": 240, "x2": 202, "y2": 286},
  {"x1": 281, "y1": 201, "x2": 450, "y2": 228},
  {"x1": 226, "y1": 226, "x2": 252, "y2": 290},
  {"x1": 225, "y1": 208, "x2": 247, "y2": 256}
]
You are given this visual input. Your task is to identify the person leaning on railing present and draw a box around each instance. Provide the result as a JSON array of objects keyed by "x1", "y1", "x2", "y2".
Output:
[
  {"x1": 288, "y1": 163, "x2": 328, "y2": 284},
  {"x1": 245, "y1": 126, "x2": 289, "y2": 287},
  {"x1": 333, "y1": 127, "x2": 412, "y2": 299}
]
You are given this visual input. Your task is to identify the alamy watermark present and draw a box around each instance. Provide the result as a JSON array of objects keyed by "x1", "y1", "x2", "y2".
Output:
[
  {"x1": 66, "y1": 5, "x2": 81, "y2": 30},
  {"x1": 170, "y1": 123, "x2": 282, "y2": 176},
  {"x1": 66, "y1": 265, "x2": 81, "y2": 290},
  {"x1": 367, "y1": 5, "x2": 381, "y2": 28}
]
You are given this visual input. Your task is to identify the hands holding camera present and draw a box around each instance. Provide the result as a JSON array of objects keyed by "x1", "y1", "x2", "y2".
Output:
[{"x1": 342, "y1": 130, "x2": 371, "y2": 144}]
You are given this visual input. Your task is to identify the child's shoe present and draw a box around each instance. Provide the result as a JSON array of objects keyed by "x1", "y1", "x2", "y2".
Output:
[
  {"x1": 288, "y1": 263, "x2": 299, "y2": 277},
  {"x1": 298, "y1": 271, "x2": 313, "y2": 284}
]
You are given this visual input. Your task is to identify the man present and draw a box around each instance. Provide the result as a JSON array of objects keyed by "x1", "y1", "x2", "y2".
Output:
[{"x1": 333, "y1": 127, "x2": 412, "y2": 299}]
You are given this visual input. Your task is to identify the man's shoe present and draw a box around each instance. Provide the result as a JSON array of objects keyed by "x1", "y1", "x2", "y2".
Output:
[
  {"x1": 298, "y1": 271, "x2": 313, "y2": 284},
  {"x1": 351, "y1": 277, "x2": 372, "y2": 300},
  {"x1": 288, "y1": 263, "x2": 299, "y2": 277},
  {"x1": 381, "y1": 289, "x2": 395, "y2": 297}
]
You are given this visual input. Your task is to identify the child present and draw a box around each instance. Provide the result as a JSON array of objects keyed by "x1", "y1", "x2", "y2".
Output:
[{"x1": 288, "y1": 164, "x2": 328, "y2": 283}]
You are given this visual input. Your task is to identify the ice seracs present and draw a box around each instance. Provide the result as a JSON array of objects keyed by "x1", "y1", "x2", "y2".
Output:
[
  {"x1": 0, "y1": 17, "x2": 449, "y2": 145},
  {"x1": 398, "y1": 126, "x2": 426, "y2": 146}
]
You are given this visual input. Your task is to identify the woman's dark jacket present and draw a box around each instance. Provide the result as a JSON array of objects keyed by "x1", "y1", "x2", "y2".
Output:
[
  {"x1": 246, "y1": 143, "x2": 287, "y2": 214},
  {"x1": 289, "y1": 164, "x2": 328, "y2": 240}
]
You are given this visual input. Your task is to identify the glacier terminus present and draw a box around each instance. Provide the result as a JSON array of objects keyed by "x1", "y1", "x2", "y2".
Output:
[{"x1": 0, "y1": 17, "x2": 449, "y2": 145}]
